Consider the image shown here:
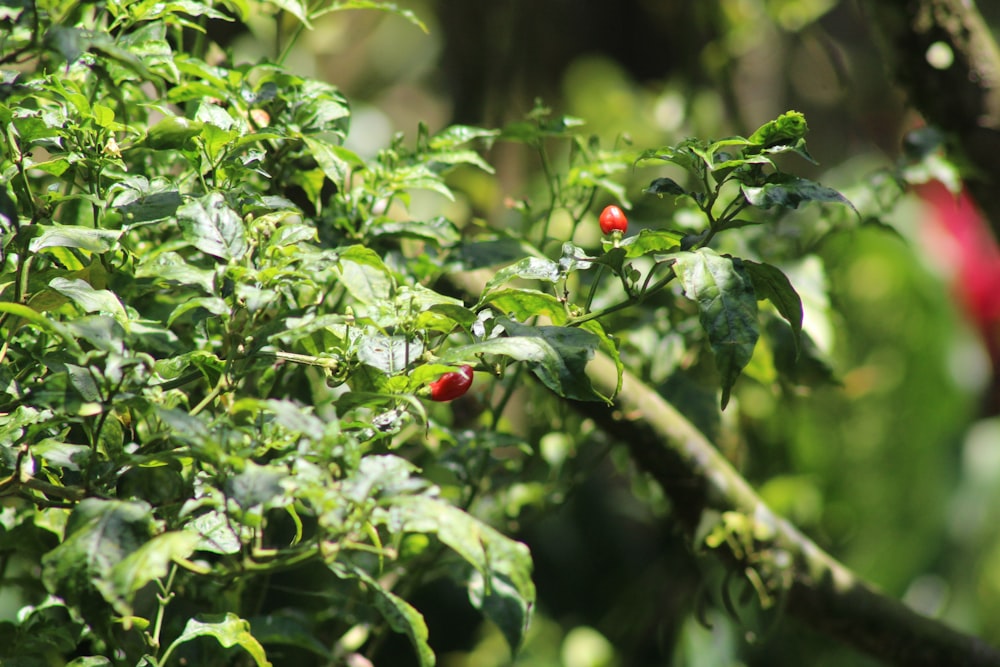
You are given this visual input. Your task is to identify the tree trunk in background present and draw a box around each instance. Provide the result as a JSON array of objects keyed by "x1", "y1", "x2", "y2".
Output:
[{"x1": 863, "y1": 0, "x2": 1000, "y2": 238}]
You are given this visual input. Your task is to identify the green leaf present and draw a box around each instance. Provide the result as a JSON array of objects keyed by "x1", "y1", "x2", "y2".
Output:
[
  {"x1": 110, "y1": 531, "x2": 199, "y2": 612},
  {"x1": 28, "y1": 225, "x2": 122, "y2": 254},
  {"x1": 383, "y1": 495, "x2": 534, "y2": 651},
  {"x1": 634, "y1": 140, "x2": 701, "y2": 172},
  {"x1": 337, "y1": 245, "x2": 394, "y2": 305},
  {"x1": 747, "y1": 110, "x2": 808, "y2": 148},
  {"x1": 312, "y1": 1, "x2": 429, "y2": 32},
  {"x1": 442, "y1": 319, "x2": 607, "y2": 402},
  {"x1": 741, "y1": 175, "x2": 854, "y2": 211},
  {"x1": 167, "y1": 613, "x2": 271, "y2": 667},
  {"x1": 672, "y1": 249, "x2": 759, "y2": 409},
  {"x1": 428, "y1": 124, "x2": 499, "y2": 149},
  {"x1": 481, "y1": 289, "x2": 568, "y2": 325},
  {"x1": 118, "y1": 190, "x2": 183, "y2": 223},
  {"x1": 743, "y1": 261, "x2": 803, "y2": 354},
  {"x1": 369, "y1": 216, "x2": 461, "y2": 246},
  {"x1": 185, "y1": 511, "x2": 245, "y2": 555},
  {"x1": 481, "y1": 257, "x2": 562, "y2": 295},
  {"x1": 357, "y1": 332, "x2": 424, "y2": 374},
  {"x1": 224, "y1": 462, "x2": 288, "y2": 510},
  {"x1": 330, "y1": 563, "x2": 434, "y2": 666},
  {"x1": 178, "y1": 193, "x2": 248, "y2": 261},
  {"x1": 645, "y1": 176, "x2": 687, "y2": 197},
  {"x1": 145, "y1": 116, "x2": 203, "y2": 150},
  {"x1": 41, "y1": 499, "x2": 154, "y2": 617},
  {"x1": 468, "y1": 570, "x2": 532, "y2": 654},
  {"x1": 167, "y1": 296, "x2": 229, "y2": 326},
  {"x1": 268, "y1": 0, "x2": 311, "y2": 26},
  {"x1": 621, "y1": 229, "x2": 685, "y2": 258},
  {"x1": 49, "y1": 277, "x2": 127, "y2": 323},
  {"x1": 302, "y1": 135, "x2": 361, "y2": 191},
  {"x1": 136, "y1": 251, "x2": 216, "y2": 293}
]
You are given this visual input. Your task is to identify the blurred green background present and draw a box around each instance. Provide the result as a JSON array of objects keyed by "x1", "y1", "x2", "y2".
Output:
[{"x1": 216, "y1": 1, "x2": 1000, "y2": 664}]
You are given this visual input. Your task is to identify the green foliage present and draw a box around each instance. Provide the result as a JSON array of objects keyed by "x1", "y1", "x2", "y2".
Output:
[{"x1": 0, "y1": 1, "x2": 865, "y2": 665}]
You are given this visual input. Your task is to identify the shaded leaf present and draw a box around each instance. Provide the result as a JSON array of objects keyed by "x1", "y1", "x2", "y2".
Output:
[
  {"x1": 224, "y1": 462, "x2": 288, "y2": 510},
  {"x1": 330, "y1": 563, "x2": 434, "y2": 667},
  {"x1": 468, "y1": 570, "x2": 531, "y2": 653},
  {"x1": 110, "y1": 532, "x2": 199, "y2": 612},
  {"x1": 645, "y1": 177, "x2": 687, "y2": 197},
  {"x1": 41, "y1": 499, "x2": 154, "y2": 617},
  {"x1": 741, "y1": 176, "x2": 854, "y2": 211}
]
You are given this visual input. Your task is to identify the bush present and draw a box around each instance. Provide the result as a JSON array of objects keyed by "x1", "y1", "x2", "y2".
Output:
[{"x1": 1, "y1": 1, "x2": 981, "y2": 666}]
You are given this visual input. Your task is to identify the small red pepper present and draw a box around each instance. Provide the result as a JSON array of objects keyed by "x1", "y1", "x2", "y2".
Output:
[
  {"x1": 599, "y1": 205, "x2": 628, "y2": 235},
  {"x1": 428, "y1": 365, "x2": 474, "y2": 402}
]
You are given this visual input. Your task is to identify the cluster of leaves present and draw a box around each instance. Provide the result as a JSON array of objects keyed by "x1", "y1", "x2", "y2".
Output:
[
  {"x1": 0, "y1": 1, "x2": 853, "y2": 665},
  {"x1": 492, "y1": 109, "x2": 853, "y2": 409},
  {"x1": 0, "y1": 2, "x2": 543, "y2": 665}
]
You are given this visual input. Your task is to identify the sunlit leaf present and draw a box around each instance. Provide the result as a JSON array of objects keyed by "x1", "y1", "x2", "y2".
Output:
[
  {"x1": 672, "y1": 249, "x2": 759, "y2": 409},
  {"x1": 168, "y1": 613, "x2": 271, "y2": 667},
  {"x1": 178, "y1": 192, "x2": 248, "y2": 261},
  {"x1": 442, "y1": 319, "x2": 607, "y2": 402}
]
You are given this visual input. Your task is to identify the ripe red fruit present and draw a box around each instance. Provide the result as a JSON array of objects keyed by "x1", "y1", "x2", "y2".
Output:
[
  {"x1": 599, "y1": 205, "x2": 628, "y2": 235},
  {"x1": 428, "y1": 365, "x2": 474, "y2": 402}
]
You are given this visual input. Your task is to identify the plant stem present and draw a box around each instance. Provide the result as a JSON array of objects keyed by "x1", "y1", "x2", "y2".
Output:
[{"x1": 568, "y1": 267, "x2": 676, "y2": 326}]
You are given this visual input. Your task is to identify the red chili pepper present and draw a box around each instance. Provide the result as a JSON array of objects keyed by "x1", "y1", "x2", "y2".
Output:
[
  {"x1": 599, "y1": 204, "x2": 628, "y2": 235},
  {"x1": 428, "y1": 365, "x2": 474, "y2": 402}
]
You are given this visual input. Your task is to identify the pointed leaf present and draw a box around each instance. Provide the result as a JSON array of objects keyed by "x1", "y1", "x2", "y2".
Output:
[
  {"x1": 743, "y1": 260, "x2": 803, "y2": 354},
  {"x1": 302, "y1": 135, "x2": 361, "y2": 191},
  {"x1": 169, "y1": 613, "x2": 271, "y2": 667},
  {"x1": 110, "y1": 531, "x2": 200, "y2": 609},
  {"x1": 41, "y1": 499, "x2": 154, "y2": 616},
  {"x1": 337, "y1": 245, "x2": 393, "y2": 305},
  {"x1": 178, "y1": 193, "x2": 248, "y2": 260},
  {"x1": 29, "y1": 225, "x2": 122, "y2": 253},
  {"x1": 747, "y1": 110, "x2": 808, "y2": 148},
  {"x1": 645, "y1": 177, "x2": 687, "y2": 197},
  {"x1": 329, "y1": 563, "x2": 434, "y2": 666},
  {"x1": 482, "y1": 257, "x2": 562, "y2": 295},
  {"x1": 441, "y1": 320, "x2": 606, "y2": 402},
  {"x1": 49, "y1": 277, "x2": 127, "y2": 323},
  {"x1": 672, "y1": 249, "x2": 759, "y2": 408},
  {"x1": 480, "y1": 289, "x2": 568, "y2": 325},
  {"x1": 741, "y1": 176, "x2": 855, "y2": 211},
  {"x1": 383, "y1": 495, "x2": 534, "y2": 652},
  {"x1": 621, "y1": 229, "x2": 685, "y2": 258}
]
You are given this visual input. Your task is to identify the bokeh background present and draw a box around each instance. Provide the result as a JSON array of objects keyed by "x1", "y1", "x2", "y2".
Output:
[{"x1": 216, "y1": 2, "x2": 1000, "y2": 664}]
